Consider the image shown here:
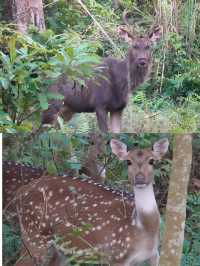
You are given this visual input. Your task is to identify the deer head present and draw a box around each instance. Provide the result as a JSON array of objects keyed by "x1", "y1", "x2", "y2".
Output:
[
  {"x1": 118, "y1": 10, "x2": 162, "y2": 69},
  {"x1": 111, "y1": 138, "x2": 169, "y2": 187},
  {"x1": 118, "y1": 25, "x2": 162, "y2": 69},
  {"x1": 80, "y1": 133, "x2": 106, "y2": 183}
]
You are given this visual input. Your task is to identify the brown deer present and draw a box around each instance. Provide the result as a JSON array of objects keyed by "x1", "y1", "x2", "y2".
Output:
[
  {"x1": 3, "y1": 161, "x2": 46, "y2": 227},
  {"x1": 3, "y1": 161, "x2": 45, "y2": 209},
  {"x1": 80, "y1": 133, "x2": 107, "y2": 183},
  {"x1": 42, "y1": 25, "x2": 162, "y2": 133},
  {"x1": 15, "y1": 138, "x2": 169, "y2": 266}
]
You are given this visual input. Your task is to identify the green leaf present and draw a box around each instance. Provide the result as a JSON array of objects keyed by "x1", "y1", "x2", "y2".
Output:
[
  {"x1": 75, "y1": 55, "x2": 100, "y2": 64},
  {"x1": 46, "y1": 92, "x2": 64, "y2": 100},
  {"x1": 15, "y1": 122, "x2": 33, "y2": 132},
  {"x1": 38, "y1": 93, "x2": 49, "y2": 110},
  {"x1": 69, "y1": 162, "x2": 82, "y2": 170},
  {"x1": 46, "y1": 161, "x2": 58, "y2": 175},
  {"x1": 0, "y1": 51, "x2": 10, "y2": 66},
  {"x1": 66, "y1": 47, "x2": 74, "y2": 59},
  {"x1": 45, "y1": 70, "x2": 61, "y2": 78},
  {"x1": 8, "y1": 37, "x2": 17, "y2": 63},
  {"x1": 0, "y1": 78, "x2": 9, "y2": 90}
]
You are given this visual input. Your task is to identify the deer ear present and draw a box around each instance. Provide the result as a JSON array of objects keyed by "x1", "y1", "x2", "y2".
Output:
[
  {"x1": 110, "y1": 139, "x2": 128, "y2": 160},
  {"x1": 149, "y1": 26, "x2": 163, "y2": 44},
  {"x1": 152, "y1": 138, "x2": 169, "y2": 159},
  {"x1": 117, "y1": 26, "x2": 134, "y2": 43}
]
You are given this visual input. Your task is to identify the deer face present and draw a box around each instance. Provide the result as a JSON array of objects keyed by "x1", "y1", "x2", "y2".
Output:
[
  {"x1": 118, "y1": 26, "x2": 163, "y2": 68},
  {"x1": 130, "y1": 37, "x2": 152, "y2": 68},
  {"x1": 110, "y1": 138, "x2": 169, "y2": 189}
]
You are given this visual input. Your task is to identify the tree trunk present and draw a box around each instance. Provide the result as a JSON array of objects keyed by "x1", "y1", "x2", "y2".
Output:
[
  {"x1": 159, "y1": 134, "x2": 193, "y2": 266},
  {"x1": 5, "y1": 0, "x2": 46, "y2": 32}
]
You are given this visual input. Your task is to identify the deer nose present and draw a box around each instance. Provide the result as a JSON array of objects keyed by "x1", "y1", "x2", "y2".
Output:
[
  {"x1": 138, "y1": 58, "x2": 147, "y2": 66},
  {"x1": 135, "y1": 173, "x2": 146, "y2": 184}
]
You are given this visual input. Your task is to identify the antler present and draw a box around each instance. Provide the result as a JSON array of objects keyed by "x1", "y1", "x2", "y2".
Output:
[
  {"x1": 122, "y1": 9, "x2": 138, "y2": 37},
  {"x1": 122, "y1": 9, "x2": 131, "y2": 26}
]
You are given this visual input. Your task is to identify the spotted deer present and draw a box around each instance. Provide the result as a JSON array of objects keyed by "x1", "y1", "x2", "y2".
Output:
[
  {"x1": 3, "y1": 161, "x2": 45, "y2": 209},
  {"x1": 42, "y1": 23, "x2": 162, "y2": 133},
  {"x1": 15, "y1": 138, "x2": 169, "y2": 266}
]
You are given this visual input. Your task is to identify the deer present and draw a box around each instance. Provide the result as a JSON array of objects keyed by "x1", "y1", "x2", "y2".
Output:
[
  {"x1": 3, "y1": 141, "x2": 106, "y2": 212},
  {"x1": 3, "y1": 160, "x2": 46, "y2": 225},
  {"x1": 80, "y1": 132, "x2": 107, "y2": 183},
  {"x1": 42, "y1": 20, "x2": 162, "y2": 133},
  {"x1": 3, "y1": 161, "x2": 45, "y2": 209},
  {"x1": 15, "y1": 137, "x2": 169, "y2": 266}
]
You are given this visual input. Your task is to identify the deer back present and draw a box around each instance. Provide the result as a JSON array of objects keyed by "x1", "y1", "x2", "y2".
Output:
[{"x1": 3, "y1": 160, "x2": 45, "y2": 209}]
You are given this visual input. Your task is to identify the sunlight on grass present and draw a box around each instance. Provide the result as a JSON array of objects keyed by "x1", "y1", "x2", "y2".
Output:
[{"x1": 60, "y1": 92, "x2": 200, "y2": 133}]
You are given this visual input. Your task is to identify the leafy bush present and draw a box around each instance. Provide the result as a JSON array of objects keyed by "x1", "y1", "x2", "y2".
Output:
[
  {"x1": 1, "y1": 1, "x2": 200, "y2": 133},
  {"x1": 3, "y1": 133, "x2": 200, "y2": 265},
  {"x1": 3, "y1": 224, "x2": 21, "y2": 266},
  {"x1": 181, "y1": 193, "x2": 200, "y2": 266},
  {"x1": 45, "y1": 0, "x2": 92, "y2": 34},
  {"x1": 0, "y1": 24, "x2": 100, "y2": 132},
  {"x1": 122, "y1": 91, "x2": 200, "y2": 133},
  {"x1": 143, "y1": 31, "x2": 200, "y2": 101}
]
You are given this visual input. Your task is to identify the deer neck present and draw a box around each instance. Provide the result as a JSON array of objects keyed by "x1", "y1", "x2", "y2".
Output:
[
  {"x1": 127, "y1": 57, "x2": 150, "y2": 92},
  {"x1": 133, "y1": 183, "x2": 159, "y2": 228}
]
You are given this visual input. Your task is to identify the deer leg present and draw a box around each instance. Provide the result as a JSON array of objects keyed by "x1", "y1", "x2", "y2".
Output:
[
  {"x1": 149, "y1": 251, "x2": 159, "y2": 266},
  {"x1": 15, "y1": 247, "x2": 35, "y2": 266},
  {"x1": 46, "y1": 243, "x2": 70, "y2": 266},
  {"x1": 110, "y1": 111, "x2": 122, "y2": 133},
  {"x1": 96, "y1": 108, "x2": 108, "y2": 132},
  {"x1": 42, "y1": 100, "x2": 62, "y2": 125},
  {"x1": 15, "y1": 245, "x2": 69, "y2": 266},
  {"x1": 42, "y1": 102, "x2": 74, "y2": 128},
  {"x1": 59, "y1": 104, "x2": 74, "y2": 122}
]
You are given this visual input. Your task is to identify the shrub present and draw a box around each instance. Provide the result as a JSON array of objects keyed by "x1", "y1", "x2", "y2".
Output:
[{"x1": 0, "y1": 24, "x2": 100, "y2": 132}]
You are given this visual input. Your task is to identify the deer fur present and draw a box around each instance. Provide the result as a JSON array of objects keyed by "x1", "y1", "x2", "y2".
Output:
[
  {"x1": 15, "y1": 138, "x2": 169, "y2": 266},
  {"x1": 3, "y1": 161, "x2": 45, "y2": 208},
  {"x1": 42, "y1": 27, "x2": 162, "y2": 133}
]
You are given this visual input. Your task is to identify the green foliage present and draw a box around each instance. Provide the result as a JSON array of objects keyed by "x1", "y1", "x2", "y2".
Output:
[
  {"x1": 121, "y1": 91, "x2": 200, "y2": 133},
  {"x1": 3, "y1": 133, "x2": 171, "y2": 265},
  {"x1": 3, "y1": 224, "x2": 21, "y2": 266},
  {"x1": 1, "y1": 1, "x2": 200, "y2": 132},
  {"x1": 0, "y1": 24, "x2": 100, "y2": 132},
  {"x1": 144, "y1": 31, "x2": 200, "y2": 101},
  {"x1": 42, "y1": 1, "x2": 200, "y2": 133},
  {"x1": 3, "y1": 133, "x2": 91, "y2": 176},
  {"x1": 182, "y1": 193, "x2": 200, "y2": 266},
  {"x1": 53, "y1": 235, "x2": 102, "y2": 265},
  {"x1": 45, "y1": 0, "x2": 122, "y2": 57},
  {"x1": 45, "y1": 0, "x2": 91, "y2": 34},
  {"x1": 3, "y1": 133, "x2": 200, "y2": 265}
]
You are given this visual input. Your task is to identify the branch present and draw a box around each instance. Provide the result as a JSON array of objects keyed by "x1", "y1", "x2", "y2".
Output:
[{"x1": 76, "y1": 0, "x2": 123, "y2": 57}]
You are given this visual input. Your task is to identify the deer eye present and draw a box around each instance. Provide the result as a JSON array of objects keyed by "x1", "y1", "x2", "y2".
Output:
[
  {"x1": 126, "y1": 160, "x2": 132, "y2": 166},
  {"x1": 148, "y1": 158, "x2": 155, "y2": 165},
  {"x1": 133, "y1": 45, "x2": 139, "y2": 49}
]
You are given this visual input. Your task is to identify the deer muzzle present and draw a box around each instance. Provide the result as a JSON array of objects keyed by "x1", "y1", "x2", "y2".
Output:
[
  {"x1": 134, "y1": 173, "x2": 147, "y2": 188},
  {"x1": 137, "y1": 58, "x2": 148, "y2": 68}
]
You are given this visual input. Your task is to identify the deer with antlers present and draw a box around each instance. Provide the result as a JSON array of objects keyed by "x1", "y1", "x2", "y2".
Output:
[
  {"x1": 42, "y1": 16, "x2": 162, "y2": 133},
  {"x1": 15, "y1": 138, "x2": 169, "y2": 266}
]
